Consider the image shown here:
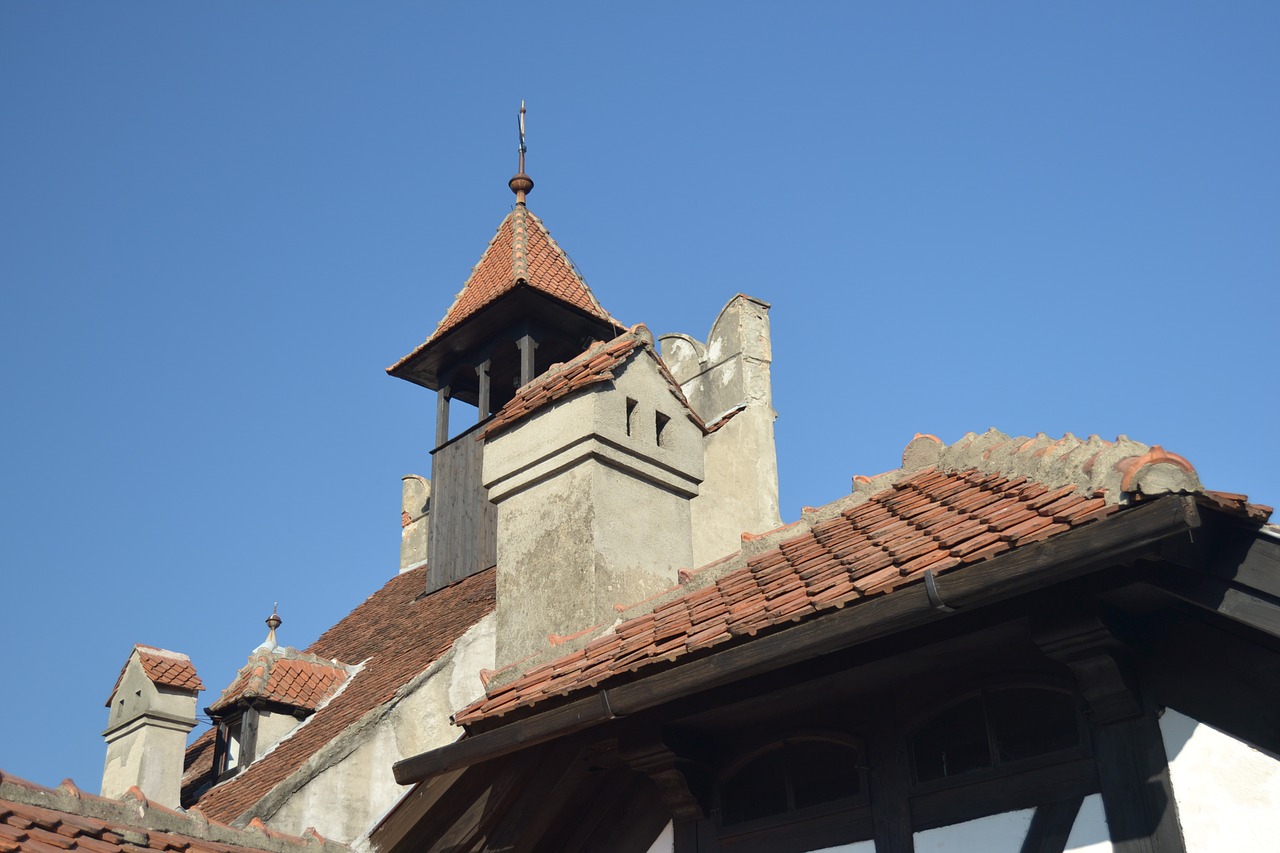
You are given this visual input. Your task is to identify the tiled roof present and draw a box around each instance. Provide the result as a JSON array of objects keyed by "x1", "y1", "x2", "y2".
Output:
[
  {"x1": 388, "y1": 206, "x2": 619, "y2": 373},
  {"x1": 479, "y1": 325, "x2": 718, "y2": 441},
  {"x1": 0, "y1": 772, "x2": 343, "y2": 853},
  {"x1": 105, "y1": 647, "x2": 203, "y2": 707},
  {"x1": 183, "y1": 567, "x2": 496, "y2": 822},
  {"x1": 207, "y1": 653, "x2": 349, "y2": 716},
  {"x1": 455, "y1": 430, "x2": 1271, "y2": 725}
]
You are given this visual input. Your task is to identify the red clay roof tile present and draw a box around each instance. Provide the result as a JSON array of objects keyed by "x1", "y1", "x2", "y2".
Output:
[
  {"x1": 105, "y1": 648, "x2": 203, "y2": 708},
  {"x1": 0, "y1": 773, "x2": 339, "y2": 853},
  {"x1": 206, "y1": 655, "x2": 349, "y2": 716},
  {"x1": 182, "y1": 568, "x2": 495, "y2": 823},
  {"x1": 453, "y1": 464, "x2": 1129, "y2": 725},
  {"x1": 387, "y1": 206, "x2": 620, "y2": 374}
]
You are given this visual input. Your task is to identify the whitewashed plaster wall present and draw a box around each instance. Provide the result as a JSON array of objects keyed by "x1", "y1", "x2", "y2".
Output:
[
  {"x1": 912, "y1": 795, "x2": 1111, "y2": 853},
  {"x1": 1160, "y1": 708, "x2": 1280, "y2": 852},
  {"x1": 258, "y1": 614, "x2": 495, "y2": 846},
  {"x1": 645, "y1": 822, "x2": 673, "y2": 853}
]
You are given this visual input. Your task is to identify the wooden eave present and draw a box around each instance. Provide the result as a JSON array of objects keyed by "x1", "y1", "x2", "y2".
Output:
[
  {"x1": 388, "y1": 284, "x2": 622, "y2": 400},
  {"x1": 393, "y1": 495, "x2": 1210, "y2": 786}
]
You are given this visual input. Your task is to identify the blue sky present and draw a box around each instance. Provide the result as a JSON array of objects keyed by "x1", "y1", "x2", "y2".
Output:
[{"x1": 2, "y1": 3, "x2": 1276, "y2": 791}]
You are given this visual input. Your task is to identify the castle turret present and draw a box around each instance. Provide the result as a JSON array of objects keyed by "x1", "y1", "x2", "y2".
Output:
[{"x1": 102, "y1": 645, "x2": 203, "y2": 807}]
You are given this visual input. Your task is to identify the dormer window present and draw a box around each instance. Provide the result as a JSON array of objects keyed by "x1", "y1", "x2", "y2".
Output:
[
  {"x1": 910, "y1": 686, "x2": 1083, "y2": 785},
  {"x1": 720, "y1": 735, "x2": 868, "y2": 828}
]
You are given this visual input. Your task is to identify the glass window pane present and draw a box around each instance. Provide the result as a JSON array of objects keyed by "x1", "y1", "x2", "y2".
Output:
[
  {"x1": 722, "y1": 745, "x2": 788, "y2": 825},
  {"x1": 987, "y1": 689, "x2": 1078, "y2": 763},
  {"x1": 911, "y1": 696, "x2": 990, "y2": 782},
  {"x1": 789, "y1": 740, "x2": 861, "y2": 809}
]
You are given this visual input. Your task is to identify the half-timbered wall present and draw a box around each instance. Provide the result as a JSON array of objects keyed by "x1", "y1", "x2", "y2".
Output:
[{"x1": 1159, "y1": 709, "x2": 1280, "y2": 853}]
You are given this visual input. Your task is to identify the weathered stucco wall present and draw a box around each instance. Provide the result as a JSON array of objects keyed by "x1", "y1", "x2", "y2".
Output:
[
  {"x1": 258, "y1": 614, "x2": 495, "y2": 845},
  {"x1": 659, "y1": 294, "x2": 780, "y2": 567},
  {"x1": 485, "y1": 350, "x2": 701, "y2": 667},
  {"x1": 102, "y1": 657, "x2": 197, "y2": 807},
  {"x1": 1160, "y1": 708, "x2": 1280, "y2": 852}
]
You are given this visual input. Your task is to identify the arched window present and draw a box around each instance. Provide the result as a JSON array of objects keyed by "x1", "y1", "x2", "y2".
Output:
[
  {"x1": 720, "y1": 735, "x2": 867, "y2": 827},
  {"x1": 910, "y1": 686, "x2": 1083, "y2": 785}
]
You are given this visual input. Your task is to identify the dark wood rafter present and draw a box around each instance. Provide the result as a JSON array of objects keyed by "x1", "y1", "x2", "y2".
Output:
[
  {"x1": 1033, "y1": 612, "x2": 1141, "y2": 724},
  {"x1": 619, "y1": 729, "x2": 706, "y2": 821}
]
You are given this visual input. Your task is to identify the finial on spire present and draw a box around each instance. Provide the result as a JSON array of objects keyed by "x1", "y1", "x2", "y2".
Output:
[
  {"x1": 509, "y1": 100, "x2": 534, "y2": 204},
  {"x1": 256, "y1": 604, "x2": 282, "y2": 653}
]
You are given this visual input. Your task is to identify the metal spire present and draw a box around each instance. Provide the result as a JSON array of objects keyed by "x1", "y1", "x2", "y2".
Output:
[{"x1": 509, "y1": 101, "x2": 534, "y2": 204}]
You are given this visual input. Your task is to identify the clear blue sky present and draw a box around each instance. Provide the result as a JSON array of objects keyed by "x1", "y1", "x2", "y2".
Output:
[{"x1": 2, "y1": 3, "x2": 1276, "y2": 792}]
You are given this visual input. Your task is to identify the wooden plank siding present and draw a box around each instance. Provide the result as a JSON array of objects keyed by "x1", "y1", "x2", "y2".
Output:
[{"x1": 427, "y1": 422, "x2": 497, "y2": 594}]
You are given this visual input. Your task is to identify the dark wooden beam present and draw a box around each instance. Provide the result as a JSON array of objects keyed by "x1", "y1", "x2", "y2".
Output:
[
  {"x1": 619, "y1": 729, "x2": 705, "y2": 821},
  {"x1": 435, "y1": 384, "x2": 451, "y2": 449},
  {"x1": 1124, "y1": 612, "x2": 1280, "y2": 760},
  {"x1": 240, "y1": 706, "x2": 260, "y2": 766},
  {"x1": 517, "y1": 333, "x2": 537, "y2": 387},
  {"x1": 1092, "y1": 703, "x2": 1186, "y2": 853},
  {"x1": 869, "y1": 701, "x2": 915, "y2": 853},
  {"x1": 394, "y1": 497, "x2": 1198, "y2": 785},
  {"x1": 479, "y1": 737, "x2": 594, "y2": 853},
  {"x1": 476, "y1": 359, "x2": 491, "y2": 421},
  {"x1": 1033, "y1": 613, "x2": 1141, "y2": 723},
  {"x1": 1145, "y1": 573, "x2": 1280, "y2": 640},
  {"x1": 911, "y1": 757, "x2": 1097, "y2": 833},
  {"x1": 1020, "y1": 796, "x2": 1084, "y2": 853}
]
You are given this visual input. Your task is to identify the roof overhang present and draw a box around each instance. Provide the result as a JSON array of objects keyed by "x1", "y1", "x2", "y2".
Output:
[
  {"x1": 393, "y1": 495, "x2": 1209, "y2": 785},
  {"x1": 388, "y1": 285, "x2": 622, "y2": 399}
]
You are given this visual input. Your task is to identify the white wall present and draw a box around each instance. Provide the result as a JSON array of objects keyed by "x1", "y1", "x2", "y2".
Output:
[
  {"x1": 915, "y1": 809, "x2": 1034, "y2": 851},
  {"x1": 645, "y1": 821, "x2": 673, "y2": 853},
  {"x1": 1160, "y1": 708, "x2": 1280, "y2": 853},
  {"x1": 912, "y1": 796, "x2": 1112, "y2": 853}
]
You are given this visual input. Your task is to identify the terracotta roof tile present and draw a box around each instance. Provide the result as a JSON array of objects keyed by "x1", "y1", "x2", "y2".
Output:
[
  {"x1": 388, "y1": 206, "x2": 620, "y2": 374},
  {"x1": 182, "y1": 568, "x2": 495, "y2": 823},
  {"x1": 0, "y1": 773, "x2": 340, "y2": 853},
  {"x1": 456, "y1": 428, "x2": 1272, "y2": 726},
  {"x1": 206, "y1": 655, "x2": 349, "y2": 716},
  {"x1": 478, "y1": 327, "x2": 710, "y2": 441},
  {"x1": 105, "y1": 648, "x2": 203, "y2": 708}
]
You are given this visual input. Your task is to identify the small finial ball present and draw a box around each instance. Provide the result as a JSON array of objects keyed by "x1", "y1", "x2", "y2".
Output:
[
  {"x1": 509, "y1": 173, "x2": 534, "y2": 197},
  {"x1": 266, "y1": 611, "x2": 282, "y2": 631}
]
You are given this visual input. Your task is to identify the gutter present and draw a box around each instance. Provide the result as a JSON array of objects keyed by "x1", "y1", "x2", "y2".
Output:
[{"x1": 393, "y1": 495, "x2": 1200, "y2": 785}]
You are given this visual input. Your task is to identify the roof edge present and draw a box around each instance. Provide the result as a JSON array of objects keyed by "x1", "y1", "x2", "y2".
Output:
[{"x1": 0, "y1": 771, "x2": 346, "y2": 853}]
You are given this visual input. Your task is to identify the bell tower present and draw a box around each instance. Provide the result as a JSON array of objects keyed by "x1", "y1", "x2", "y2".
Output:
[{"x1": 388, "y1": 104, "x2": 623, "y2": 592}]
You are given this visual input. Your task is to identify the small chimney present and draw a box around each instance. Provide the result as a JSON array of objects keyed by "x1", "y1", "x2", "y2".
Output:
[
  {"x1": 401, "y1": 475, "x2": 430, "y2": 572},
  {"x1": 102, "y1": 645, "x2": 203, "y2": 807}
]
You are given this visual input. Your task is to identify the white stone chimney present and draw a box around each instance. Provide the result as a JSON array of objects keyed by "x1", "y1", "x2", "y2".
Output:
[
  {"x1": 102, "y1": 645, "x2": 202, "y2": 808},
  {"x1": 483, "y1": 338, "x2": 704, "y2": 667},
  {"x1": 401, "y1": 475, "x2": 430, "y2": 572}
]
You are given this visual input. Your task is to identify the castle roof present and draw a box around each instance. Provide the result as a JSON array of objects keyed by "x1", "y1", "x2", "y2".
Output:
[
  {"x1": 451, "y1": 430, "x2": 1272, "y2": 726},
  {"x1": 206, "y1": 651, "x2": 350, "y2": 716},
  {"x1": 105, "y1": 646, "x2": 203, "y2": 707},
  {"x1": 0, "y1": 772, "x2": 344, "y2": 853},
  {"x1": 478, "y1": 325, "x2": 730, "y2": 441},
  {"x1": 181, "y1": 567, "x2": 495, "y2": 823},
  {"x1": 387, "y1": 205, "x2": 620, "y2": 377}
]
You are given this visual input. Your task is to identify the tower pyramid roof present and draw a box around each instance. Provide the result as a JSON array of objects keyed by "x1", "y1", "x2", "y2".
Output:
[{"x1": 388, "y1": 205, "x2": 621, "y2": 380}]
